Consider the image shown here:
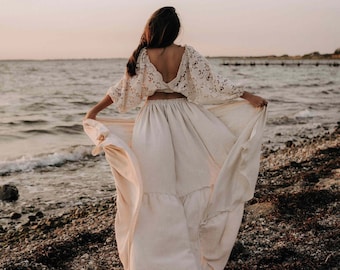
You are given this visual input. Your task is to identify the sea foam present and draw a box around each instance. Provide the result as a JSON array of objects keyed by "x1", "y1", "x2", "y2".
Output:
[{"x1": 0, "y1": 145, "x2": 94, "y2": 175}]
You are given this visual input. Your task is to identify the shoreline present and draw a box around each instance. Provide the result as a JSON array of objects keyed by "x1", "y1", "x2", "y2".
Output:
[
  {"x1": 0, "y1": 127, "x2": 339, "y2": 269},
  {"x1": 2, "y1": 52, "x2": 340, "y2": 62}
]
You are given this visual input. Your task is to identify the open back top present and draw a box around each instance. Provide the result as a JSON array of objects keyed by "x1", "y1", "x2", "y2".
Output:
[
  {"x1": 107, "y1": 45, "x2": 244, "y2": 112},
  {"x1": 146, "y1": 45, "x2": 186, "y2": 84}
]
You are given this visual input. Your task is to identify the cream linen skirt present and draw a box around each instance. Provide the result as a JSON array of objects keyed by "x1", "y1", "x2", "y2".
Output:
[{"x1": 83, "y1": 99, "x2": 267, "y2": 270}]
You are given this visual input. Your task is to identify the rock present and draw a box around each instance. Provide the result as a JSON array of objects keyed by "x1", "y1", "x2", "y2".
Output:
[
  {"x1": 10, "y1": 212, "x2": 22, "y2": 220},
  {"x1": 246, "y1": 202, "x2": 275, "y2": 219},
  {"x1": 0, "y1": 225, "x2": 6, "y2": 233},
  {"x1": 285, "y1": 140, "x2": 294, "y2": 148},
  {"x1": 0, "y1": 184, "x2": 19, "y2": 202},
  {"x1": 22, "y1": 220, "x2": 31, "y2": 227},
  {"x1": 290, "y1": 161, "x2": 301, "y2": 168},
  {"x1": 36, "y1": 211, "x2": 44, "y2": 218},
  {"x1": 230, "y1": 241, "x2": 250, "y2": 260},
  {"x1": 28, "y1": 215, "x2": 37, "y2": 222},
  {"x1": 304, "y1": 172, "x2": 319, "y2": 183}
]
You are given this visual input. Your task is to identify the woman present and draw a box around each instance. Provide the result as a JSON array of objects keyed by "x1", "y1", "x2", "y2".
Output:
[{"x1": 84, "y1": 6, "x2": 267, "y2": 270}]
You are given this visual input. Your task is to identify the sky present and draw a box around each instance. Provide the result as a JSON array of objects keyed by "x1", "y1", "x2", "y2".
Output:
[{"x1": 1, "y1": 0, "x2": 339, "y2": 59}]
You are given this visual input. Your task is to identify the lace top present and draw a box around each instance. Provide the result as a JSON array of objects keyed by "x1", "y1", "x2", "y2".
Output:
[{"x1": 107, "y1": 45, "x2": 244, "y2": 112}]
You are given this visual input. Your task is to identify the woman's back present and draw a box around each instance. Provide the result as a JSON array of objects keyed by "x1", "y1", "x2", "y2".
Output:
[{"x1": 147, "y1": 44, "x2": 185, "y2": 83}]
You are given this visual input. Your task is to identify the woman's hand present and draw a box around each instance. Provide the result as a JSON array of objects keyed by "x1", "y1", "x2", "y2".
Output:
[
  {"x1": 241, "y1": 91, "x2": 268, "y2": 108},
  {"x1": 83, "y1": 95, "x2": 113, "y2": 120}
]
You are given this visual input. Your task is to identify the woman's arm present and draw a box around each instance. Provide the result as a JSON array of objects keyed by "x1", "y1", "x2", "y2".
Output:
[
  {"x1": 84, "y1": 95, "x2": 113, "y2": 119},
  {"x1": 241, "y1": 91, "x2": 268, "y2": 108}
]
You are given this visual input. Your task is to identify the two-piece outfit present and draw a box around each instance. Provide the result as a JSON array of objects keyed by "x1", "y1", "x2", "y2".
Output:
[{"x1": 83, "y1": 45, "x2": 267, "y2": 270}]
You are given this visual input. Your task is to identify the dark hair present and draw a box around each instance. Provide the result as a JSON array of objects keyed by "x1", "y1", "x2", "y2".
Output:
[{"x1": 126, "y1": 6, "x2": 181, "y2": 76}]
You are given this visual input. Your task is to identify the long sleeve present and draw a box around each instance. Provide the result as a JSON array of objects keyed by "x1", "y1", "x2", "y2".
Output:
[
  {"x1": 106, "y1": 69, "x2": 146, "y2": 113},
  {"x1": 106, "y1": 48, "x2": 168, "y2": 113},
  {"x1": 107, "y1": 73, "x2": 140, "y2": 113},
  {"x1": 185, "y1": 46, "x2": 244, "y2": 105}
]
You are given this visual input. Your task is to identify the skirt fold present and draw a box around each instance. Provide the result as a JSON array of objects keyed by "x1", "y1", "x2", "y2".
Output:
[{"x1": 83, "y1": 99, "x2": 267, "y2": 270}]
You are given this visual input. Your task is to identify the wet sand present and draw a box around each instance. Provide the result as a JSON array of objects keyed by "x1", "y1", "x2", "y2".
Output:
[{"x1": 0, "y1": 127, "x2": 339, "y2": 269}]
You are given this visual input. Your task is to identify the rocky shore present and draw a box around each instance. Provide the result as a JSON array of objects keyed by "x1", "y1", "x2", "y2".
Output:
[{"x1": 0, "y1": 128, "x2": 339, "y2": 270}]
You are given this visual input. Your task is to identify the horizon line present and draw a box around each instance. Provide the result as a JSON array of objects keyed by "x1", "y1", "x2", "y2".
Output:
[{"x1": 1, "y1": 50, "x2": 339, "y2": 62}]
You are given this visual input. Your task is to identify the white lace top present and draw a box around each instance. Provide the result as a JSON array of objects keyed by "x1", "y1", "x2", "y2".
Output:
[{"x1": 107, "y1": 45, "x2": 244, "y2": 112}]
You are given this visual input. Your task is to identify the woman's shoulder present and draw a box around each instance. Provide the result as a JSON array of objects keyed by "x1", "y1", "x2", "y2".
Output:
[
  {"x1": 182, "y1": 44, "x2": 195, "y2": 53},
  {"x1": 183, "y1": 45, "x2": 207, "y2": 64},
  {"x1": 182, "y1": 45, "x2": 204, "y2": 57}
]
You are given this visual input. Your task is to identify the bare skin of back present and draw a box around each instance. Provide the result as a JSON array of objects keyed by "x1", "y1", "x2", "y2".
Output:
[{"x1": 147, "y1": 44, "x2": 185, "y2": 83}]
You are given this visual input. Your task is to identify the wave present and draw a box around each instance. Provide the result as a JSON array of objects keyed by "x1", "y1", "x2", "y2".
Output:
[
  {"x1": 21, "y1": 119, "x2": 48, "y2": 125},
  {"x1": 65, "y1": 82, "x2": 93, "y2": 86},
  {"x1": 268, "y1": 110, "x2": 316, "y2": 126},
  {"x1": 0, "y1": 134, "x2": 24, "y2": 140},
  {"x1": 23, "y1": 129, "x2": 55, "y2": 135},
  {"x1": 2, "y1": 119, "x2": 48, "y2": 127},
  {"x1": 53, "y1": 124, "x2": 84, "y2": 134},
  {"x1": 283, "y1": 83, "x2": 320, "y2": 88},
  {"x1": 0, "y1": 145, "x2": 95, "y2": 175},
  {"x1": 283, "y1": 81, "x2": 334, "y2": 89},
  {"x1": 294, "y1": 109, "x2": 315, "y2": 119},
  {"x1": 267, "y1": 116, "x2": 299, "y2": 126},
  {"x1": 23, "y1": 102, "x2": 56, "y2": 111},
  {"x1": 3, "y1": 121, "x2": 19, "y2": 126},
  {"x1": 70, "y1": 101, "x2": 96, "y2": 106},
  {"x1": 13, "y1": 124, "x2": 84, "y2": 136},
  {"x1": 284, "y1": 83, "x2": 301, "y2": 88},
  {"x1": 268, "y1": 98, "x2": 298, "y2": 104}
]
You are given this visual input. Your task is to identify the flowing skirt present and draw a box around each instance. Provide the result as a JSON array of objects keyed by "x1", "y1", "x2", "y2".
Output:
[{"x1": 83, "y1": 99, "x2": 267, "y2": 270}]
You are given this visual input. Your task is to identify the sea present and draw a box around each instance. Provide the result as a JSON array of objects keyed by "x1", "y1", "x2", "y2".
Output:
[{"x1": 0, "y1": 57, "x2": 339, "y2": 225}]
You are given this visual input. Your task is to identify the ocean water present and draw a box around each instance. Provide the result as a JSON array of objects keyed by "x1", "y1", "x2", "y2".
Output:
[{"x1": 0, "y1": 57, "x2": 339, "y2": 223}]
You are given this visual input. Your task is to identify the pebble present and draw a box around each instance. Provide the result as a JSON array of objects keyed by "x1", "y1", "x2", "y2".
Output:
[
  {"x1": 10, "y1": 212, "x2": 22, "y2": 220},
  {"x1": 28, "y1": 215, "x2": 37, "y2": 222},
  {"x1": 36, "y1": 211, "x2": 44, "y2": 218},
  {"x1": 0, "y1": 224, "x2": 6, "y2": 233},
  {"x1": 285, "y1": 140, "x2": 294, "y2": 147}
]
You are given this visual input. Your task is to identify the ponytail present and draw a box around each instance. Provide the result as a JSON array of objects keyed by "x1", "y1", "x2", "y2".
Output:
[{"x1": 126, "y1": 36, "x2": 147, "y2": 77}]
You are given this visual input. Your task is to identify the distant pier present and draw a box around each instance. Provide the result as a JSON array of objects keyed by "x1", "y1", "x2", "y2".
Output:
[{"x1": 221, "y1": 60, "x2": 339, "y2": 67}]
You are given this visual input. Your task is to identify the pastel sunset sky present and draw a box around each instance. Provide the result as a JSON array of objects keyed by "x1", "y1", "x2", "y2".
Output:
[{"x1": 1, "y1": 0, "x2": 339, "y2": 59}]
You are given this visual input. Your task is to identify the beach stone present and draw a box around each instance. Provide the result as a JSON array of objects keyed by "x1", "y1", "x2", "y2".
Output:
[
  {"x1": 290, "y1": 161, "x2": 301, "y2": 168},
  {"x1": 304, "y1": 172, "x2": 319, "y2": 183},
  {"x1": 21, "y1": 221, "x2": 31, "y2": 227},
  {"x1": 230, "y1": 241, "x2": 250, "y2": 260},
  {"x1": 28, "y1": 215, "x2": 37, "y2": 222},
  {"x1": 10, "y1": 212, "x2": 22, "y2": 220},
  {"x1": 0, "y1": 184, "x2": 19, "y2": 202},
  {"x1": 285, "y1": 140, "x2": 294, "y2": 147},
  {"x1": 36, "y1": 211, "x2": 44, "y2": 218},
  {"x1": 0, "y1": 225, "x2": 6, "y2": 233}
]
